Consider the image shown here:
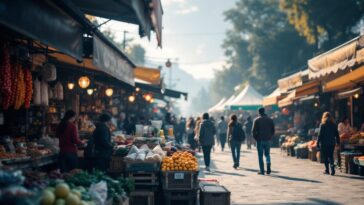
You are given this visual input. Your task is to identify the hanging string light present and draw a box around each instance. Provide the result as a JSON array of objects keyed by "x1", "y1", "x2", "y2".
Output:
[
  {"x1": 105, "y1": 88, "x2": 114, "y2": 97},
  {"x1": 128, "y1": 95, "x2": 135, "y2": 103},
  {"x1": 67, "y1": 82, "x2": 75, "y2": 90},
  {"x1": 87, "y1": 88, "x2": 94, "y2": 95},
  {"x1": 78, "y1": 76, "x2": 90, "y2": 88}
]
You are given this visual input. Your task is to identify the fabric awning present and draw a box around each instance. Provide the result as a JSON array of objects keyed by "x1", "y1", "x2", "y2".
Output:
[
  {"x1": 295, "y1": 81, "x2": 320, "y2": 98},
  {"x1": 135, "y1": 83, "x2": 188, "y2": 100},
  {"x1": 134, "y1": 67, "x2": 160, "y2": 85},
  {"x1": 73, "y1": 0, "x2": 163, "y2": 46},
  {"x1": 308, "y1": 36, "x2": 364, "y2": 79},
  {"x1": 324, "y1": 65, "x2": 364, "y2": 92},
  {"x1": 336, "y1": 88, "x2": 362, "y2": 99},
  {"x1": 278, "y1": 91, "x2": 296, "y2": 108},
  {"x1": 0, "y1": 0, "x2": 84, "y2": 60},
  {"x1": 93, "y1": 35, "x2": 135, "y2": 86},
  {"x1": 263, "y1": 88, "x2": 281, "y2": 107},
  {"x1": 228, "y1": 84, "x2": 263, "y2": 110},
  {"x1": 278, "y1": 70, "x2": 308, "y2": 92}
]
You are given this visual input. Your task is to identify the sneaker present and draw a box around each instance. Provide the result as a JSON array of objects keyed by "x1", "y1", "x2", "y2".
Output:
[
  {"x1": 323, "y1": 170, "x2": 330, "y2": 175},
  {"x1": 257, "y1": 171, "x2": 265, "y2": 175},
  {"x1": 205, "y1": 167, "x2": 210, "y2": 172},
  {"x1": 267, "y1": 164, "x2": 271, "y2": 175}
]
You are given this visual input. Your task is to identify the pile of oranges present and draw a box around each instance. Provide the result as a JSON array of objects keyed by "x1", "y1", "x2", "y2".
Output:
[{"x1": 161, "y1": 151, "x2": 198, "y2": 171}]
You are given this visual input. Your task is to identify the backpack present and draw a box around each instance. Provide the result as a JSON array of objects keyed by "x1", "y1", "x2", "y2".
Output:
[{"x1": 232, "y1": 123, "x2": 246, "y2": 142}]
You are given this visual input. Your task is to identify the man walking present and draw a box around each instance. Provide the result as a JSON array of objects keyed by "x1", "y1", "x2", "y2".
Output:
[
  {"x1": 199, "y1": 113, "x2": 216, "y2": 172},
  {"x1": 217, "y1": 116, "x2": 228, "y2": 151},
  {"x1": 252, "y1": 108, "x2": 275, "y2": 175}
]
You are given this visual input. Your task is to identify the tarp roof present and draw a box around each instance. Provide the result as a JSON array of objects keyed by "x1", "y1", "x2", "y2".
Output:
[{"x1": 227, "y1": 84, "x2": 263, "y2": 110}]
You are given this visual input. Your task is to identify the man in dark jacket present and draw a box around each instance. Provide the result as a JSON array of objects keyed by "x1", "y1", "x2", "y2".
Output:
[
  {"x1": 199, "y1": 113, "x2": 216, "y2": 171},
  {"x1": 91, "y1": 114, "x2": 114, "y2": 172},
  {"x1": 252, "y1": 108, "x2": 275, "y2": 175}
]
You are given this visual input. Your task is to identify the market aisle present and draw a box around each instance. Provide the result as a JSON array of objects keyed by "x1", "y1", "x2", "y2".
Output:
[{"x1": 199, "y1": 147, "x2": 364, "y2": 205}]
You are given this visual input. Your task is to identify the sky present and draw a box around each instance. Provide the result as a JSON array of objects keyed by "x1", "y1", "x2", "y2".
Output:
[{"x1": 103, "y1": 0, "x2": 237, "y2": 80}]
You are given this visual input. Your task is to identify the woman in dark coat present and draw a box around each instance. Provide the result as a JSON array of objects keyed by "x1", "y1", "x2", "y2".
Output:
[
  {"x1": 317, "y1": 112, "x2": 340, "y2": 175},
  {"x1": 90, "y1": 113, "x2": 114, "y2": 172}
]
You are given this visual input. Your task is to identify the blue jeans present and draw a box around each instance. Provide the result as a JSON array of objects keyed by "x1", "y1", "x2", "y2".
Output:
[
  {"x1": 231, "y1": 141, "x2": 242, "y2": 167},
  {"x1": 257, "y1": 140, "x2": 271, "y2": 173}
]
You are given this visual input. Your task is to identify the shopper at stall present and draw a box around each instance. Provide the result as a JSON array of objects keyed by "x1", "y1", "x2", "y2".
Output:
[
  {"x1": 198, "y1": 113, "x2": 216, "y2": 171},
  {"x1": 253, "y1": 108, "x2": 275, "y2": 175},
  {"x1": 217, "y1": 116, "x2": 228, "y2": 151},
  {"x1": 57, "y1": 110, "x2": 83, "y2": 173},
  {"x1": 186, "y1": 117, "x2": 196, "y2": 150},
  {"x1": 338, "y1": 116, "x2": 353, "y2": 138},
  {"x1": 245, "y1": 116, "x2": 254, "y2": 149},
  {"x1": 227, "y1": 114, "x2": 245, "y2": 169},
  {"x1": 317, "y1": 112, "x2": 340, "y2": 175},
  {"x1": 90, "y1": 113, "x2": 114, "y2": 172},
  {"x1": 195, "y1": 116, "x2": 202, "y2": 152}
]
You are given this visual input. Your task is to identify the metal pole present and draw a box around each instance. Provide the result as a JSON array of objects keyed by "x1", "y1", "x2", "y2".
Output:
[
  {"x1": 169, "y1": 67, "x2": 172, "y2": 89},
  {"x1": 123, "y1": 31, "x2": 127, "y2": 50}
]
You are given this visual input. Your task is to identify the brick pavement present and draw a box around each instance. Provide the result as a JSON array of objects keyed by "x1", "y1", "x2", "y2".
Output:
[{"x1": 197, "y1": 146, "x2": 364, "y2": 205}]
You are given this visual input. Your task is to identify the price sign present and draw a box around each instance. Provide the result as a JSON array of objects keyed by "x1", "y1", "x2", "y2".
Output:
[{"x1": 174, "y1": 172, "x2": 184, "y2": 180}]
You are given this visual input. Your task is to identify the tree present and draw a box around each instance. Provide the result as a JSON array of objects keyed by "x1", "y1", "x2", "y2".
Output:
[
  {"x1": 279, "y1": 0, "x2": 364, "y2": 49},
  {"x1": 210, "y1": 0, "x2": 314, "y2": 101},
  {"x1": 126, "y1": 44, "x2": 146, "y2": 65}
]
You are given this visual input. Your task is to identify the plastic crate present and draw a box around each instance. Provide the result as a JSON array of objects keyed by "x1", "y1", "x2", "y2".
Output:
[
  {"x1": 162, "y1": 171, "x2": 198, "y2": 190},
  {"x1": 125, "y1": 161, "x2": 160, "y2": 172},
  {"x1": 130, "y1": 190, "x2": 154, "y2": 205},
  {"x1": 163, "y1": 189, "x2": 197, "y2": 205},
  {"x1": 200, "y1": 185, "x2": 230, "y2": 205},
  {"x1": 109, "y1": 156, "x2": 125, "y2": 173},
  {"x1": 127, "y1": 172, "x2": 159, "y2": 186}
]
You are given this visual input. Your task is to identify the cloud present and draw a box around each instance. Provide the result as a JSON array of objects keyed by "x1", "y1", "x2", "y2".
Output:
[
  {"x1": 176, "y1": 5, "x2": 199, "y2": 15},
  {"x1": 181, "y1": 60, "x2": 228, "y2": 79},
  {"x1": 195, "y1": 44, "x2": 205, "y2": 55},
  {"x1": 162, "y1": 0, "x2": 186, "y2": 6}
]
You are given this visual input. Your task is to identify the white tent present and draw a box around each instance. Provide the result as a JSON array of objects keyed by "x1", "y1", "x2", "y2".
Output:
[
  {"x1": 208, "y1": 97, "x2": 226, "y2": 113},
  {"x1": 227, "y1": 84, "x2": 263, "y2": 110},
  {"x1": 214, "y1": 94, "x2": 235, "y2": 112}
]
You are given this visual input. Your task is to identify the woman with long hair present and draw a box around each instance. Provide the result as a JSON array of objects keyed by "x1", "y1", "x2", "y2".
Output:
[
  {"x1": 186, "y1": 117, "x2": 196, "y2": 149},
  {"x1": 317, "y1": 112, "x2": 340, "y2": 175},
  {"x1": 57, "y1": 110, "x2": 83, "y2": 173},
  {"x1": 227, "y1": 114, "x2": 245, "y2": 169}
]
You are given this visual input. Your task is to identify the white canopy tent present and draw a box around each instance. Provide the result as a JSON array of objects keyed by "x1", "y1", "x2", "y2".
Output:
[
  {"x1": 214, "y1": 94, "x2": 236, "y2": 112},
  {"x1": 208, "y1": 97, "x2": 226, "y2": 113},
  {"x1": 227, "y1": 84, "x2": 263, "y2": 110}
]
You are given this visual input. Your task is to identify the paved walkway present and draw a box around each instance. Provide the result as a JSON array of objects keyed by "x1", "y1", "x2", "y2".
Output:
[{"x1": 198, "y1": 146, "x2": 364, "y2": 205}]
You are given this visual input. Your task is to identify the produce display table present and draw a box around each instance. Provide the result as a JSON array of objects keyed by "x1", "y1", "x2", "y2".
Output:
[{"x1": 1, "y1": 154, "x2": 57, "y2": 171}]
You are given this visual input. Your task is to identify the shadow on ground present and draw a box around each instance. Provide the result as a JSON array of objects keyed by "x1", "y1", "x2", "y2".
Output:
[
  {"x1": 233, "y1": 198, "x2": 343, "y2": 205},
  {"x1": 205, "y1": 170, "x2": 246, "y2": 177},
  {"x1": 269, "y1": 174, "x2": 322, "y2": 183},
  {"x1": 241, "y1": 167, "x2": 279, "y2": 174}
]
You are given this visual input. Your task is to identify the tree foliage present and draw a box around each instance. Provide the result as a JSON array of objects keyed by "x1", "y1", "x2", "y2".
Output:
[
  {"x1": 210, "y1": 0, "x2": 364, "y2": 103},
  {"x1": 280, "y1": 0, "x2": 364, "y2": 49}
]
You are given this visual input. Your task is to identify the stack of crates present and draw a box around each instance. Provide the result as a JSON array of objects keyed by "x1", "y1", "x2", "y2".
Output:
[
  {"x1": 161, "y1": 171, "x2": 199, "y2": 205},
  {"x1": 126, "y1": 161, "x2": 160, "y2": 205},
  {"x1": 200, "y1": 185, "x2": 231, "y2": 205}
]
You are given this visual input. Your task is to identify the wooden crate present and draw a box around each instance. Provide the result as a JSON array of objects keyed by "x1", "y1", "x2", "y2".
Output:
[
  {"x1": 109, "y1": 156, "x2": 125, "y2": 173},
  {"x1": 200, "y1": 185, "x2": 230, "y2": 205},
  {"x1": 125, "y1": 161, "x2": 160, "y2": 172},
  {"x1": 162, "y1": 171, "x2": 198, "y2": 190},
  {"x1": 130, "y1": 190, "x2": 154, "y2": 205},
  {"x1": 163, "y1": 189, "x2": 197, "y2": 205},
  {"x1": 127, "y1": 172, "x2": 159, "y2": 186}
]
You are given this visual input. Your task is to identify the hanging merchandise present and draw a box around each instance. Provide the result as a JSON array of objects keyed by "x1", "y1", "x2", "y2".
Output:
[
  {"x1": 14, "y1": 67, "x2": 25, "y2": 110},
  {"x1": 1, "y1": 45, "x2": 12, "y2": 110},
  {"x1": 41, "y1": 81, "x2": 49, "y2": 106},
  {"x1": 33, "y1": 78, "x2": 41, "y2": 105},
  {"x1": 24, "y1": 68, "x2": 33, "y2": 108},
  {"x1": 42, "y1": 63, "x2": 57, "y2": 82},
  {"x1": 48, "y1": 86, "x2": 54, "y2": 99},
  {"x1": 9, "y1": 63, "x2": 18, "y2": 107},
  {"x1": 55, "y1": 82, "x2": 63, "y2": 100}
]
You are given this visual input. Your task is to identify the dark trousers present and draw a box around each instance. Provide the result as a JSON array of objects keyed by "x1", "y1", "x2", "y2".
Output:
[
  {"x1": 321, "y1": 145, "x2": 335, "y2": 171},
  {"x1": 231, "y1": 141, "x2": 242, "y2": 167},
  {"x1": 188, "y1": 133, "x2": 197, "y2": 150},
  {"x1": 202, "y1": 145, "x2": 212, "y2": 167},
  {"x1": 219, "y1": 134, "x2": 227, "y2": 151},
  {"x1": 59, "y1": 152, "x2": 78, "y2": 173},
  {"x1": 94, "y1": 157, "x2": 111, "y2": 172},
  {"x1": 257, "y1": 140, "x2": 271, "y2": 173}
]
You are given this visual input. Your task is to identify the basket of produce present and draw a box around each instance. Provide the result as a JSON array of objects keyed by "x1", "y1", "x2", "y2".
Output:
[
  {"x1": 161, "y1": 151, "x2": 199, "y2": 190},
  {"x1": 124, "y1": 145, "x2": 164, "y2": 172}
]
